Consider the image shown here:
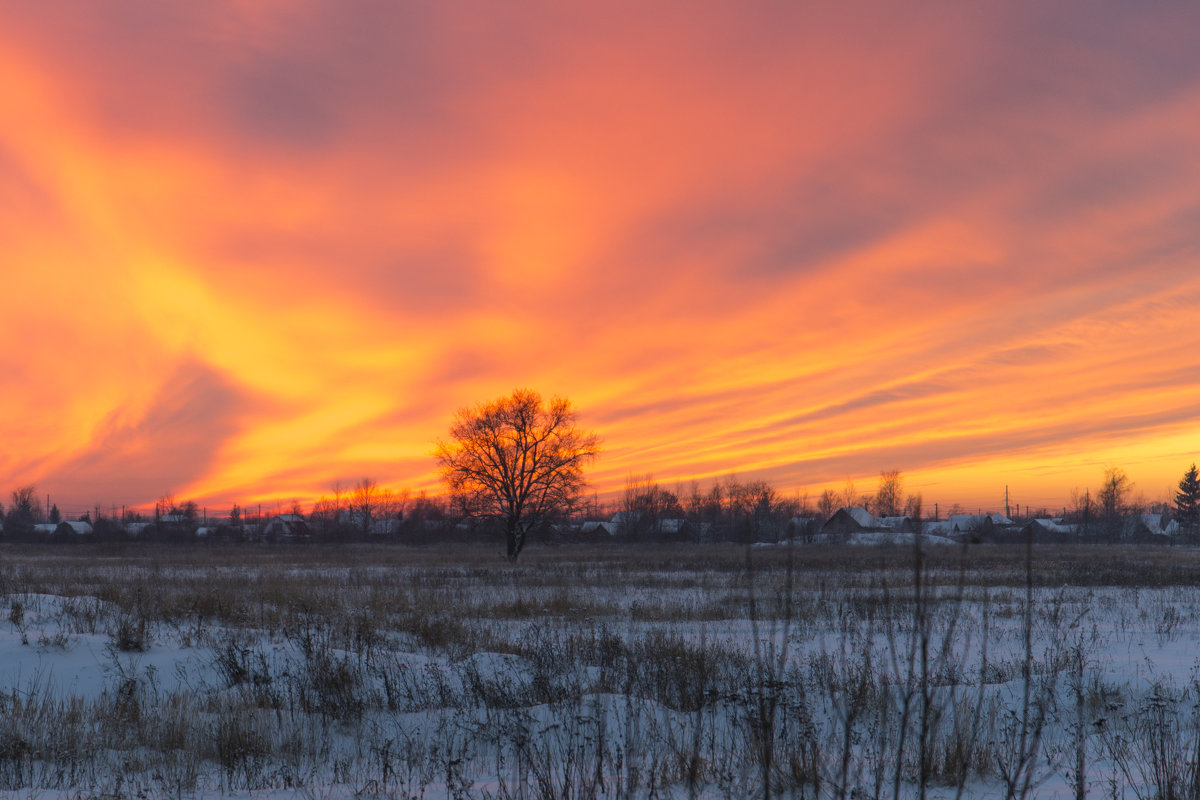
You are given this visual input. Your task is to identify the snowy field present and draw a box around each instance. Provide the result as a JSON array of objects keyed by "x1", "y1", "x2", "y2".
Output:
[{"x1": 2, "y1": 541, "x2": 1200, "y2": 799}]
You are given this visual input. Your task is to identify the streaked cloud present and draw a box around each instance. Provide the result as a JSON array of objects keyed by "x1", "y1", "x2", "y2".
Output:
[{"x1": 2, "y1": 1, "x2": 1199, "y2": 513}]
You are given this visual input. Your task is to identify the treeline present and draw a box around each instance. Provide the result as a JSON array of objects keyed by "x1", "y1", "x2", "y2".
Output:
[
  {"x1": 610, "y1": 474, "x2": 808, "y2": 543},
  {"x1": 1052, "y1": 465, "x2": 1200, "y2": 542},
  {"x1": 0, "y1": 479, "x2": 456, "y2": 546},
  {"x1": 3, "y1": 462, "x2": 1199, "y2": 547}
]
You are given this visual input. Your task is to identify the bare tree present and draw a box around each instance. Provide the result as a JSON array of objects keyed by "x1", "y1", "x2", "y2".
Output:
[
  {"x1": 818, "y1": 488, "x2": 839, "y2": 520},
  {"x1": 876, "y1": 469, "x2": 904, "y2": 517},
  {"x1": 621, "y1": 474, "x2": 684, "y2": 539},
  {"x1": 5, "y1": 485, "x2": 38, "y2": 539},
  {"x1": 727, "y1": 478, "x2": 781, "y2": 542},
  {"x1": 840, "y1": 479, "x2": 860, "y2": 510},
  {"x1": 1098, "y1": 467, "x2": 1132, "y2": 542},
  {"x1": 372, "y1": 487, "x2": 408, "y2": 536},
  {"x1": 905, "y1": 492, "x2": 923, "y2": 533},
  {"x1": 332, "y1": 481, "x2": 346, "y2": 521},
  {"x1": 1069, "y1": 487, "x2": 1094, "y2": 542},
  {"x1": 436, "y1": 389, "x2": 600, "y2": 559},
  {"x1": 352, "y1": 477, "x2": 379, "y2": 537}
]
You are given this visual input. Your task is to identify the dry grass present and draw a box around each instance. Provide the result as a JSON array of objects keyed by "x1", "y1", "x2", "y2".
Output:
[{"x1": 1, "y1": 540, "x2": 1200, "y2": 797}]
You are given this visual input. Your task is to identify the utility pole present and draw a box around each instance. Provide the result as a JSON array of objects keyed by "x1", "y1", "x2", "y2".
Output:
[
  {"x1": 934, "y1": 502, "x2": 939, "y2": 521},
  {"x1": 1005, "y1": 486, "x2": 1010, "y2": 520}
]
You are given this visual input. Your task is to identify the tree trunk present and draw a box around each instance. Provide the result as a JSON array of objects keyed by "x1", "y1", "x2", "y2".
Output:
[{"x1": 506, "y1": 522, "x2": 524, "y2": 559}]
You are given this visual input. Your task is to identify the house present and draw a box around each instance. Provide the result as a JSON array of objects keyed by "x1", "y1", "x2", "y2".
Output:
[
  {"x1": 370, "y1": 518, "x2": 402, "y2": 536},
  {"x1": 946, "y1": 514, "x2": 1013, "y2": 542},
  {"x1": 876, "y1": 516, "x2": 916, "y2": 533},
  {"x1": 610, "y1": 511, "x2": 645, "y2": 534},
  {"x1": 823, "y1": 507, "x2": 877, "y2": 535},
  {"x1": 1125, "y1": 514, "x2": 1172, "y2": 545},
  {"x1": 950, "y1": 513, "x2": 1011, "y2": 531},
  {"x1": 922, "y1": 520, "x2": 954, "y2": 536},
  {"x1": 580, "y1": 520, "x2": 619, "y2": 536},
  {"x1": 60, "y1": 520, "x2": 93, "y2": 537},
  {"x1": 156, "y1": 513, "x2": 196, "y2": 538},
  {"x1": 1018, "y1": 519, "x2": 1077, "y2": 544},
  {"x1": 126, "y1": 522, "x2": 152, "y2": 539},
  {"x1": 656, "y1": 518, "x2": 696, "y2": 541},
  {"x1": 336, "y1": 510, "x2": 372, "y2": 533},
  {"x1": 658, "y1": 518, "x2": 686, "y2": 535},
  {"x1": 787, "y1": 517, "x2": 821, "y2": 540},
  {"x1": 263, "y1": 513, "x2": 312, "y2": 540}
]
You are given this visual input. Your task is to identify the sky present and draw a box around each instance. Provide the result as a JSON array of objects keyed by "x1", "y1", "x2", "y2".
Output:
[{"x1": 3, "y1": 1, "x2": 1200, "y2": 516}]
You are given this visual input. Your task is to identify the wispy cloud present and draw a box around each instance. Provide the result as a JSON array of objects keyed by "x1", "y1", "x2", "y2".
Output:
[{"x1": 2, "y1": 1, "x2": 1199, "y2": 511}]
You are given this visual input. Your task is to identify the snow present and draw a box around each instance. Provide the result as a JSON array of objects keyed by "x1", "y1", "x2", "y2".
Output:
[
  {"x1": 844, "y1": 531, "x2": 957, "y2": 547},
  {"x1": 1028, "y1": 518, "x2": 1075, "y2": 534},
  {"x1": 843, "y1": 506, "x2": 876, "y2": 527},
  {"x1": 4, "y1": 557, "x2": 1200, "y2": 798}
]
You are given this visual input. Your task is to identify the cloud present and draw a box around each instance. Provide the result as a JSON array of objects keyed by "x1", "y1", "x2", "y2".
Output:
[
  {"x1": 1, "y1": 1, "x2": 1200, "y2": 511},
  {"x1": 39, "y1": 359, "x2": 263, "y2": 504}
]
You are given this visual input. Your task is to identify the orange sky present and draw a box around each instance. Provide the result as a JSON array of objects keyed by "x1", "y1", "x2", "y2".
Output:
[{"x1": 3, "y1": 2, "x2": 1199, "y2": 515}]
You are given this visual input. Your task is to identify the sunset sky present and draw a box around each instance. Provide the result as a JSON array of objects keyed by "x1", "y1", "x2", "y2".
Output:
[{"x1": 3, "y1": 2, "x2": 1199, "y2": 516}]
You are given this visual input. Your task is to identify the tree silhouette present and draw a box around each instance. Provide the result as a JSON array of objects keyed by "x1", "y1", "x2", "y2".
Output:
[
  {"x1": 436, "y1": 389, "x2": 599, "y2": 559},
  {"x1": 1177, "y1": 463, "x2": 1200, "y2": 538},
  {"x1": 875, "y1": 469, "x2": 904, "y2": 517},
  {"x1": 1098, "y1": 467, "x2": 1132, "y2": 542}
]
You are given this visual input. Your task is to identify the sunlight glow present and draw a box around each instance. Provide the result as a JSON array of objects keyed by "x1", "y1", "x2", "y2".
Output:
[{"x1": 2, "y1": 2, "x2": 1199, "y2": 514}]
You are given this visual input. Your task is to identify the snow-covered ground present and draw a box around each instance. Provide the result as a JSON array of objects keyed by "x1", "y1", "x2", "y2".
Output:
[{"x1": 1, "y1": 544, "x2": 1199, "y2": 798}]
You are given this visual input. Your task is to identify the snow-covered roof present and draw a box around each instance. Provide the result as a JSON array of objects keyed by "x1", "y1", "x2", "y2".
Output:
[
  {"x1": 1141, "y1": 514, "x2": 1165, "y2": 531},
  {"x1": 370, "y1": 519, "x2": 400, "y2": 535},
  {"x1": 948, "y1": 514, "x2": 1007, "y2": 531},
  {"x1": 60, "y1": 520, "x2": 92, "y2": 535},
  {"x1": 845, "y1": 532, "x2": 957, "y2": 548},
  {"x1": 876, "y1": 515, "x2": 912, "y2": 530},
  {"x1": 843, "y1": 507, "x2": 876, "y2": 527},
  {"x1": 1027, "y1": 518, "x2": 1076, "y2": 534}
]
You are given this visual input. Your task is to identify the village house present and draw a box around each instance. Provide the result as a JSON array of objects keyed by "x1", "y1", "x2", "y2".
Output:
[
  {"x1": 876, "y1": 515, "x2": 916, "y2": 533},
  {"x1": 263, "y1": 513, "x2": 312, "y2": 540},
  {"x1": 1018, "y1": 518, "x2": 1077, "y2": 544},
  {"x1": 822, "y1": 507, "x2": 877, "y2": 536}
]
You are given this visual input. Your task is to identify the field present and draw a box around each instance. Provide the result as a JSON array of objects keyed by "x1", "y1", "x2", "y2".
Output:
[{"x1": 3, "y1": 540, "x2": 1200, "y2": 799}]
